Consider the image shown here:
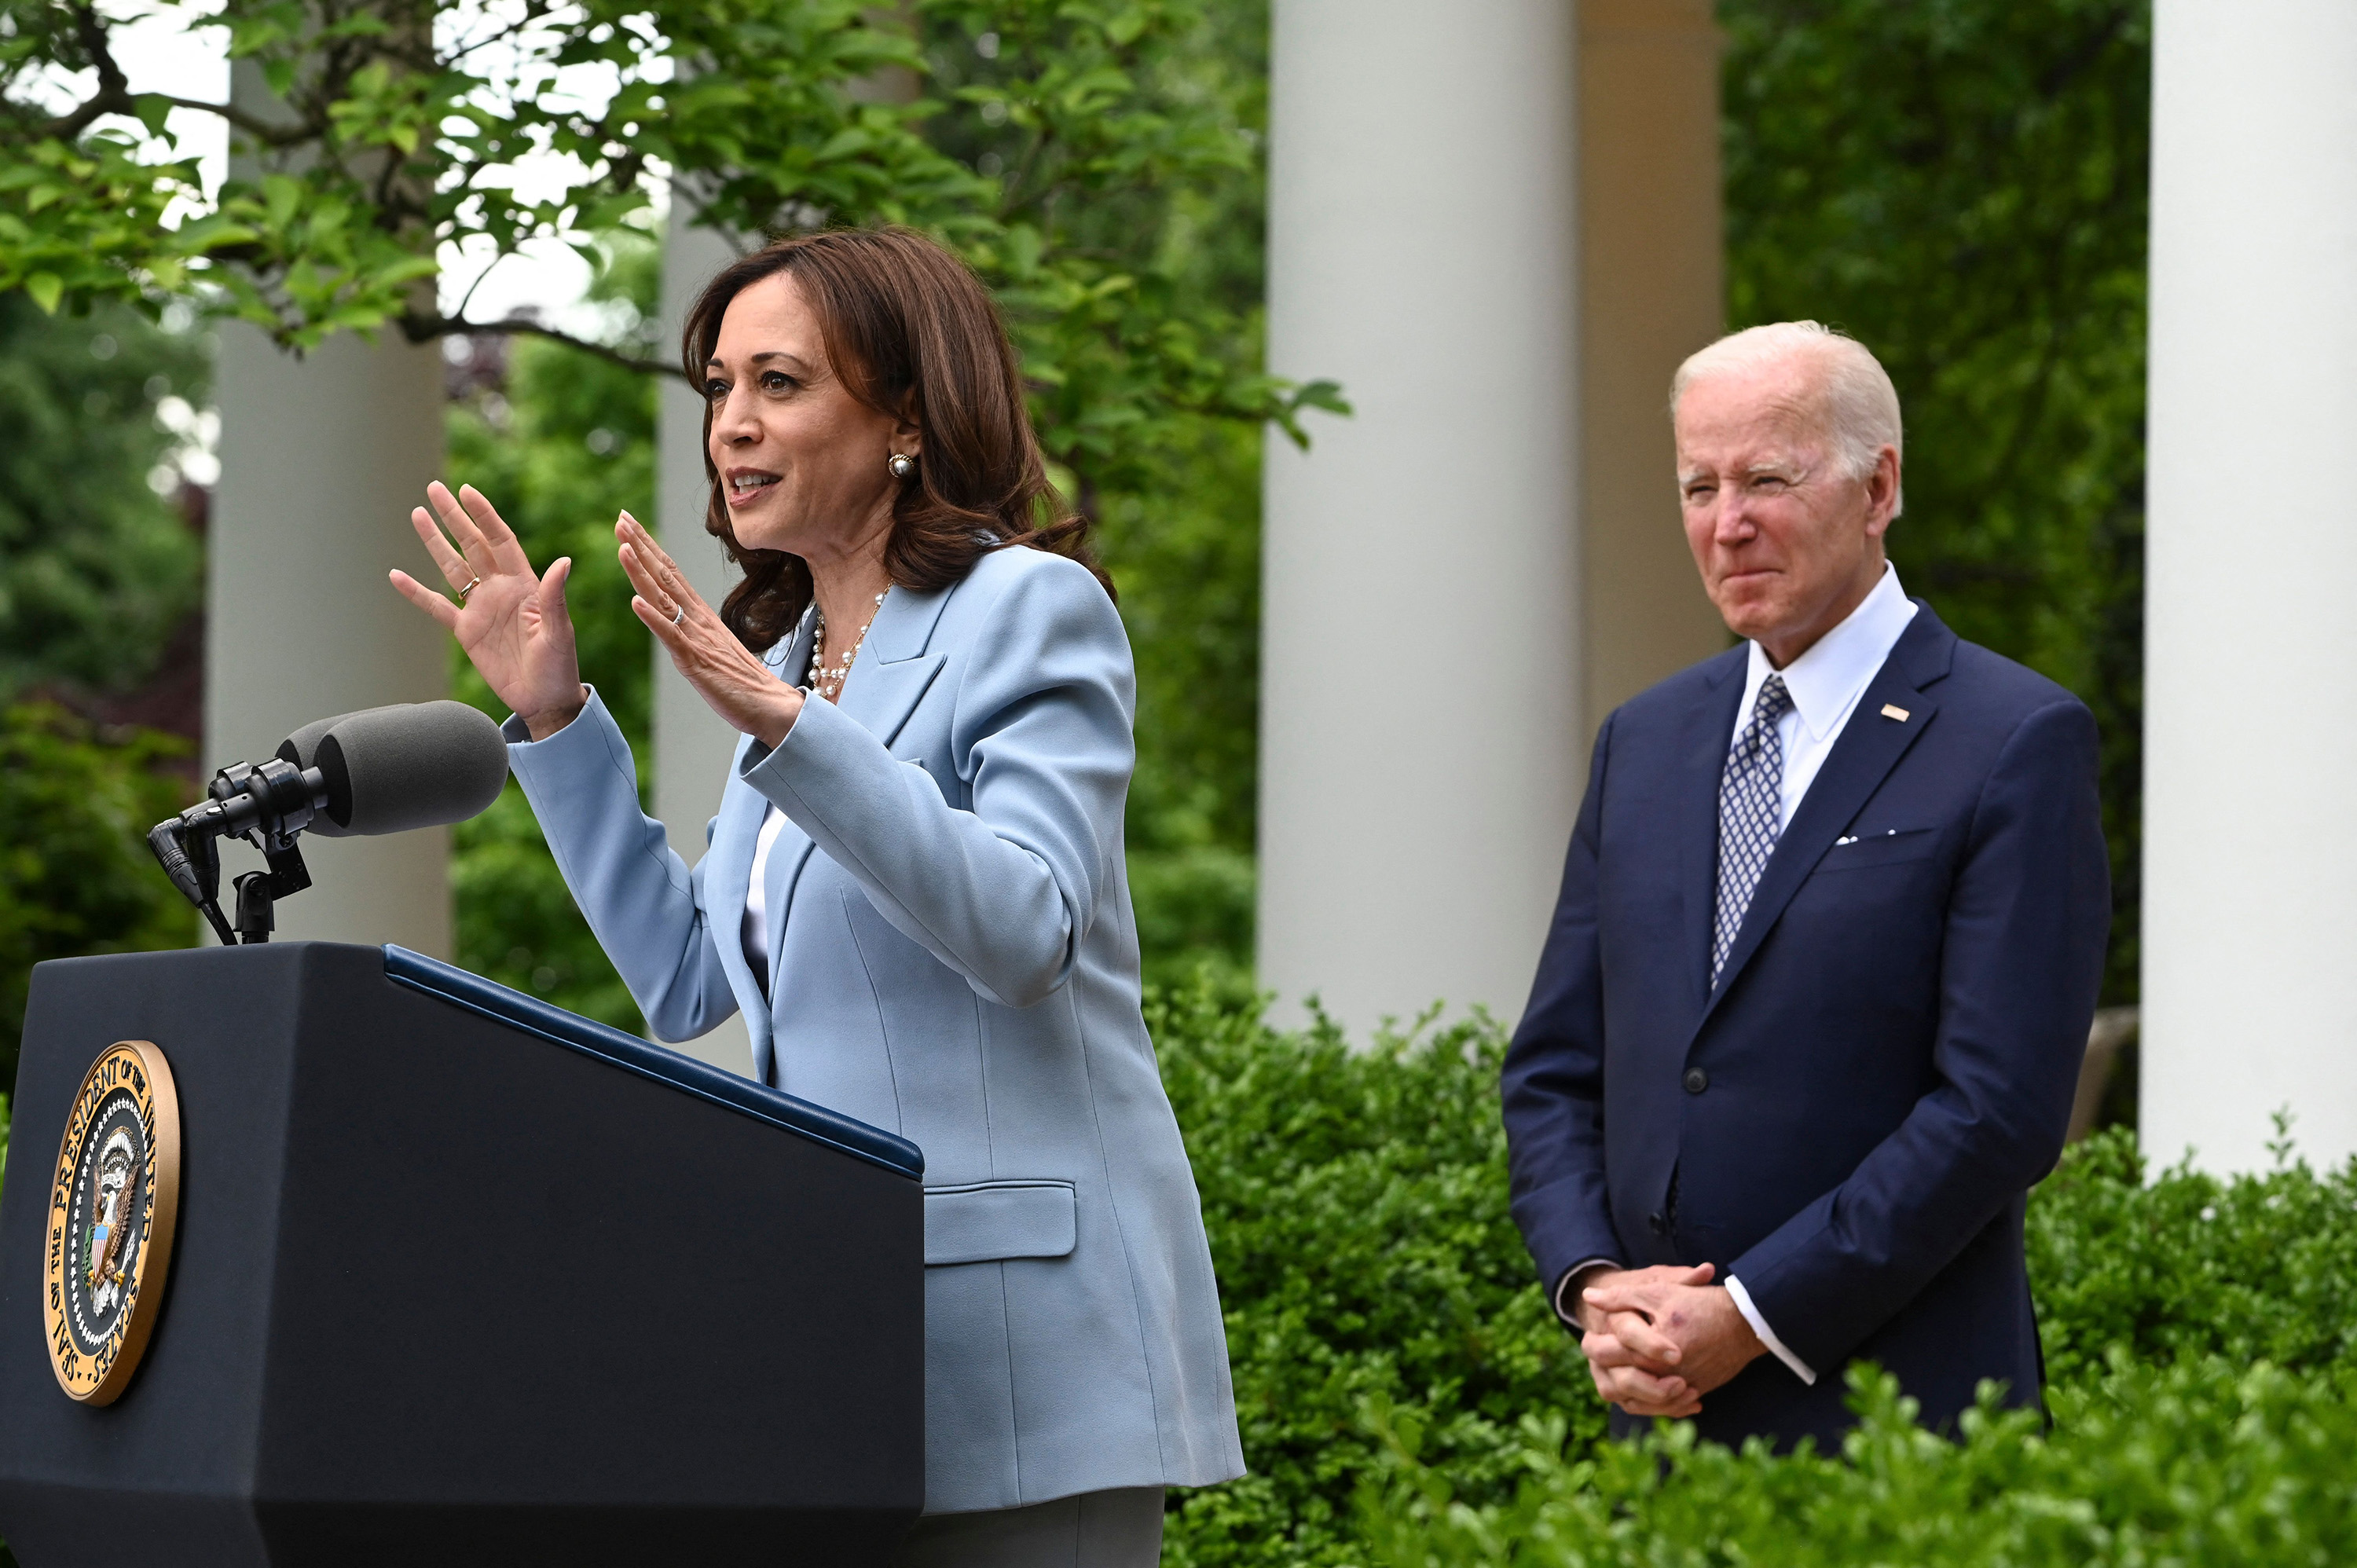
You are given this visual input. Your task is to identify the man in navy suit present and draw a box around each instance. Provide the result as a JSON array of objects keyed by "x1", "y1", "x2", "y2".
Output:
[{"x1": 1501, "y1": 322, "x2": 2109, "y2": 1449}]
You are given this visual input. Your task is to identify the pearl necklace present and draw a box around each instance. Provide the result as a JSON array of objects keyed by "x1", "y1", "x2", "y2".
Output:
[{"x1": 807, "y1": 589, "x2": 887, "y2": 702}]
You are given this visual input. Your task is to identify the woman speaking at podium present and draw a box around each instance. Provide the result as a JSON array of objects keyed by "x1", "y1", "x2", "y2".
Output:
[{"x1": 390, "y1": 228, "x2": 1243, "y2": 1564}]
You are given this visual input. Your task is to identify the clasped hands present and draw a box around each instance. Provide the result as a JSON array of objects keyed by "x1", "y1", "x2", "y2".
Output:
[
  {"x1": 389, "y1": 482, "x2": 806, "y2": 747},
  {"x1": 1572, "y1": 1262, "x2": 1765, "y2": 1419}
]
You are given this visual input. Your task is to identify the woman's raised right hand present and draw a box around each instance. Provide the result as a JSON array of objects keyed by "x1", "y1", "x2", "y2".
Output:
[{"x1": 389, "y1": 482, "x2": 586, "y2": 740}]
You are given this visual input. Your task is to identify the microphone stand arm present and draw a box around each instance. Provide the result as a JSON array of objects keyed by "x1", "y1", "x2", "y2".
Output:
[
  {"x1": 232, "y1": 839, "x2": 312, "y2": 943},
  {"x1": 147, "y1": 758, "x2": 328, "y2": 946}
]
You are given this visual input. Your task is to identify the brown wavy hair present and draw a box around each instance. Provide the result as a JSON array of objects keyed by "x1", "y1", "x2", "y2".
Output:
[{"x1": 680, "y1": 227, "x2": 1109, "y2": 650}]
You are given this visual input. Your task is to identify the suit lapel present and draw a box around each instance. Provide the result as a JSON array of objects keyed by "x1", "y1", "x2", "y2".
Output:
[
  {"x1": 763, "y1": 825, "x2": 817, "y2": 998},
  {"x1": 867, "y1": 575, "x2": 955, "y2": 663},
  {"x1": 1694, "y1": 606, "x2": 1957, "y2": 1033},
  {"x1": 771, "y1": 608, "x2": 819, "y2": 684},
  {"x1": 753, "y1": 579, "x2": 955, "y2": 996},
  {"x1": 708, "y1": 611, "x2": 819, "y2": 1069},
  {"x1": 839, "y1": 655, "x2": 947, "y2": 749},
  {"x1": 836, "y1": 579, "x2": 954, "y2": 749},
  {"x1": 705, "y1": 738, "x2": 772, "y2": 1029},
  {"x1": 730, "y1": 606, "x2": 819, "y2": 933}
]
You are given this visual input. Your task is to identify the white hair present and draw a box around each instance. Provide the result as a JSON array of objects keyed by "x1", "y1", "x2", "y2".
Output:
[{"x1": 1670, "y1": 321, "x2": 1904, "y2": 515}]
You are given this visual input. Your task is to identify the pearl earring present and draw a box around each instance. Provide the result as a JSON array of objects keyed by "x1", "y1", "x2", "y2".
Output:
[{"x1": 888, "y1": 452, "x2": 916, "y2": 480}]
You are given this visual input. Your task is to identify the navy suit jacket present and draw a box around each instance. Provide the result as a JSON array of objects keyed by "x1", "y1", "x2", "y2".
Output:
[{"x1": 1501, "y1": 603, "x2": 2109, "y2": 1449}]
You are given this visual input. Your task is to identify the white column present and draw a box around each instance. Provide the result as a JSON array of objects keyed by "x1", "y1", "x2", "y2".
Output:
[
  {"x1": 207, "y1": 55, "x2": 451, "y2": 954},
  {"x1": 653, "y1": 210, "x2": 757, "y2": 1075},
  {"x1": 1259, "y1": 0, "x2": 1725, "y2": 1038},
  {"x1": 1259, "y1": 0, "x2": 1582, "y2": 1035},
  {"x1": 208, "y1": 325, "x2": 453, "y2": 953},
  {"x1": 2143, "y1": 1, "x2": 2357, "y2": 1171}
]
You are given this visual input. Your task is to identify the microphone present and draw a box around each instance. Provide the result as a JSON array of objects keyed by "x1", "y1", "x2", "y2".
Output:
[
  {"x1": 148, "y1": 701, "x2": 510, "y2": 946},
  {"x1": 277, "y1": 701, "x2": 511, "y2": 837}
]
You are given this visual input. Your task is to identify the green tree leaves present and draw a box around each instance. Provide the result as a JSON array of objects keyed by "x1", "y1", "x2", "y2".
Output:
[
  {"x1": 1155, "y1": 985, "x2": 1597, "y2": 1566},
  {"x1": 0, "y1": 0, "x2": 1324, "y2": 480},
  {"x1": 1721, "y1": 0, "x2": 2151, "y2": 1005},
  {"x1": 0, "y1": 294, "x2": 208, "y2": 700},
  {"x1": 1356, "y1": 1359, "x2": 2357, "y2": 1566},
  {"x1": 0, "y1": 705, "x2": 192, "y2": 1091}
]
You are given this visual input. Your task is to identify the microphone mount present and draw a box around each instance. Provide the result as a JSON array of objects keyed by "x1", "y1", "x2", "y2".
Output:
[
  {"x1": 147, "y1": 699, "x2": 511, "y2": 947},
  {"x1": 147, "y1": 757, "x2": 329, "y2": 946}
]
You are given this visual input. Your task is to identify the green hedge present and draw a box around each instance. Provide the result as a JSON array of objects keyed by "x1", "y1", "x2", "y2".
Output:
[
  {"x1": 1356, "y1": 1359, "x2": 2357, "y2": 1566},
  {"x1": 0, "y1": 704, "x2": 192, "y2": 1096},
  {"x1": 1153, "y1": 987, "x2": 1593, "y2": 1566},
  {"x1": 7, "y1": 976, "x2": 2348, "y2": 1565},
  {"x1": 2025, "y1": 1116, "x2": 2357, "y2": 1381},
  {"x1": 1149, "y1": 980, "x2": 2357, "y2": 1566}
]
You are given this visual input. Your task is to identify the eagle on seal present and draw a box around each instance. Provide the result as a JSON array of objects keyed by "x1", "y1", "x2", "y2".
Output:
[{"x1": 88, "y1": 1137, "x2": 136, "y2": 1291}]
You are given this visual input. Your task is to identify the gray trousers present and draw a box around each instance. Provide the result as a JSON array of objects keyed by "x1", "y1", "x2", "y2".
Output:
[{"x1": 891, "y1": 1486, "x2": 1164, "y2": 1567}]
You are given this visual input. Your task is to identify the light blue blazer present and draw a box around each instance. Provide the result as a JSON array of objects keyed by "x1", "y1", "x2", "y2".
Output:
[{"x1": 503, "y1": 544, "x2": 1244, "y2": 1515}]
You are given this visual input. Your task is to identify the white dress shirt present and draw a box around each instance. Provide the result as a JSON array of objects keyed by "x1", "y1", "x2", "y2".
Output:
[
  {"x1": 740, "y1": 802, "x2": 789, "y2": 983},
  {"x1": 1565, "y1": 562, "x2": 1919, "y2": 1391}
]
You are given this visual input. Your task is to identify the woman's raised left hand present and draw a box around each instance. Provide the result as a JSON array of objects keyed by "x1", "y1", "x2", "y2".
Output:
[{"x1": 615, "y1": 511, "x2": 805, "y2": 748}]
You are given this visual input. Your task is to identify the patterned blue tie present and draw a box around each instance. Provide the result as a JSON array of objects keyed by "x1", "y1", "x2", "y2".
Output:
[{"x1": 1713, "y1": 673, "x2": 1794, "y2": 983}]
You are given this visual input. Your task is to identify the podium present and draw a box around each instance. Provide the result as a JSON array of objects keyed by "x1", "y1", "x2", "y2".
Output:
[{"x1": 0, "y1": 942, "x2": 926, "y2": 1566}]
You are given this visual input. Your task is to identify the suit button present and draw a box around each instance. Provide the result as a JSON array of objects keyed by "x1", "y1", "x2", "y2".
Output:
[
  {"x1": 1684, "y1": 1068, "x2": 1709, "y2": 1094},
  {"x1": 1648, "y1": 1211, "x2": 1667, "y2": 1235}
]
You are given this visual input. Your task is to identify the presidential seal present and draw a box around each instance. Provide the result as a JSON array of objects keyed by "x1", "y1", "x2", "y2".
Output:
[{"x1": 43, "y1": 1040, "x2": 181, "y2": 1405}]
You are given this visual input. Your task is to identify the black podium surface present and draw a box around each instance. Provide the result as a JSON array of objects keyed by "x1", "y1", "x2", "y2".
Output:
[{"x1": 0, "y1": 942, "x2": 926, "y2": 1566}]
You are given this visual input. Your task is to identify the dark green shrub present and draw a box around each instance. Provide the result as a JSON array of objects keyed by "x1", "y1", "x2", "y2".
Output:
[
  {"x1": 0, "y1": 297, "x2": 208, "y2": 702},
  {"x1": 0, "y1": 705, "x2": 192, "y2": 1094},
  {"x1": 1354, "y1": 1359, "x2": 2357, "y2": 1566},
  {"x1": 1154, "y1": 980, "x2": 2357, "y2": 1566},
  {"x1": 1155, "y1": 984, "x2": 1594, "y2": 1568},
  {"x1": 2029, "y1": 1121, "x2": 2357, "y2": 1382},
  {"x1": 1128, "y1": 845, "x2": 1256, "y2": 1000}
]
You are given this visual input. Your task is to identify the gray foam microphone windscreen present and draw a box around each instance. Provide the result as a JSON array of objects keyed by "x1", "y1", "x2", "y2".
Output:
[
  {"x1": 312, "y1": 701, "x2": 511, "y2": 836},
  {"x1": 277, "y1": 705, "x2": 397, "y2": 837}
]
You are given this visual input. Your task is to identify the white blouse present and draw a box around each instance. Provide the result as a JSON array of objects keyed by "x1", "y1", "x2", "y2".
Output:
[{"x1": 739, "y1": 801, "x2": 788, "y2": 984}]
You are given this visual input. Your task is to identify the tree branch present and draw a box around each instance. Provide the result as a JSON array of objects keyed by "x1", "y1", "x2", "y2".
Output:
[
  {"x1": 442, "y1": 1, "x2": 559, "y2": 64},
  {"x1": 39, "y1": 84, "x2": 321, "y2": 151},
  {"x1": 74, "y1": 3, "x2": 130, "y2": 98},
  {"x1": 29, "y1": 0, "x2": 337, "y2": 148},
  {"x1": 35, "y1": 3, "x2": 133, "y2": 141},
  {"x1": 400, "y1": 312, "x2": 685, "y2": 381},
  {"x1": 160, "y1": 94, "x2": 321, "y2": 147}
]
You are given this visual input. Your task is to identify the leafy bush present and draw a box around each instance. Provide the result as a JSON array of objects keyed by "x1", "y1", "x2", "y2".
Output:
[
  {"x1": 1156, "y1": 985, "x2": 1593, "y2": 1567},
  {"x1": 0, "y1": 705, "x2": 192, "y2": 1094},
  {"x1": 2029, "y1": 1121, "x2": 2357, "y2": 1383},
  {"x1": 1153, "y1": 981, "x2": 2357, "y2": 1566},
  {"x1": 0, "y1": 296, "x2": 208, "y2": 702},
  {"x1": 1355, "y1": 1360, "x2": 2357, "y2": 1566},
  {"x1": 1129, "y1": 845, "x2": 1257, "y2": 1000}
]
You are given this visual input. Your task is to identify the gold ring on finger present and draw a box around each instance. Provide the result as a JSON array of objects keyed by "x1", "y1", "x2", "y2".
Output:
[{"x1": 456, "y1": 574, "x2": 483, "y2": 605}]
